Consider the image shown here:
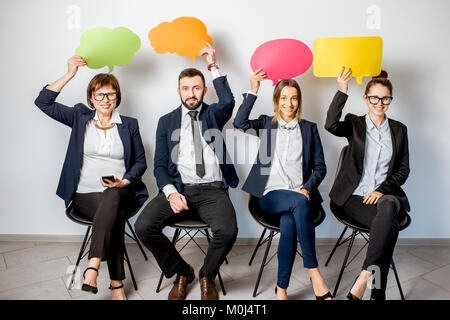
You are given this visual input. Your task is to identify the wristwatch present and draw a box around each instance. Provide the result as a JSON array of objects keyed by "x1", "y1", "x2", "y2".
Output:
[{"x1": 207, "y1": 62, "x2": 219, "y2": 71}]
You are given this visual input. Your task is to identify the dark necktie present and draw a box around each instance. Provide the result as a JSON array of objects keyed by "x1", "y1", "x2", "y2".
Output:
[{"x1": 187, "y1": 110, "x2": 205, "y2": 178}]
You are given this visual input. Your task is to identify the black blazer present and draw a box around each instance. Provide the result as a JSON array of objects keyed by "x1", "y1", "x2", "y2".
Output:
[
  {"x1": 34, "y1": 86, "x2": 149, "y2": 208},
  {"x1": 233, "y1": 93, "x2": 327, "y2": 207},
  {"x1": 324, "y1": 90, "x2": 410, "y2": 211},
  {"x1": 153, "y1": 76, "x2": 239, "y2": 193}
]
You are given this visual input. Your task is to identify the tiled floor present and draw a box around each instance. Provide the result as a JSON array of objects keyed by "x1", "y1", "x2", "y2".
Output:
[{"x1": 0, "y1": 239, "x2": 450, "y2": 300}]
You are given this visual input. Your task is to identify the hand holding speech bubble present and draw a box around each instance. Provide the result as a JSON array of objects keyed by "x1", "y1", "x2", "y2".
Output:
[
  {"x1": 148, "y1": 17, "x2": 213, "y2": 62},
  {"x1": 75, "y1": 27, "x2": 141, "y2": 73},
  {"x1": 313, "y1": 36, "x2": 383, "y2": 85},
  {"x1": 250, "y1": 39, "x2": 313, "y2": 86}
]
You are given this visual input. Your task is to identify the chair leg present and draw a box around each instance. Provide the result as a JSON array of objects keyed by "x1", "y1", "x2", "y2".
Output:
[
  {"x1": 391, "y1": 259, "x2": 405, "y2": 300},
  {"x1": 325, "y1": 226, "x2": 348, "y2": 267},
  {"x1": 253, "y1": 230, "x2": 274, "y2": 298},
  {"x1": 126, "y1": 220, "x2": 148, "y2": 261},
  {"x1": 156, "y1": 228, "x2": 181, "y2": 293},
  {"x1": 217, "y1": 271, "x2": 227, "y2": 296},
  {"x1": 333, "y1": 229, "x2": 357, "y2": 297},
  {"x1": 124, "y1": 244, "x2": 138, "y2": 291},
  {"x1": 69, "y1": 226, "x2": 91, "y2": 290},
  {"x1": 205, "y1": 229, "x2": 228, "y2": 265},
  {"x1": 249, "y1": 228, "x2": 267, "y2": 266}
]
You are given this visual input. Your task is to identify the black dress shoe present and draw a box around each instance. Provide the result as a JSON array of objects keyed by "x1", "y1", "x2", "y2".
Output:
[{"x1": 81, "y1": 267, "x2": 99, "y2": 294}]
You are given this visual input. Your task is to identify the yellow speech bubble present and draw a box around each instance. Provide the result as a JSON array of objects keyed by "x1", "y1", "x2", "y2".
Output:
[{"x1": 313, "y1": 36, "x2": 383, "y2": 85}]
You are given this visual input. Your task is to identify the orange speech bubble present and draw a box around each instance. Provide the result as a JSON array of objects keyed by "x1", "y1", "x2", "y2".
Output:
[{"x1": 148, "y1": 17, "x2": 213, "y2": 62}]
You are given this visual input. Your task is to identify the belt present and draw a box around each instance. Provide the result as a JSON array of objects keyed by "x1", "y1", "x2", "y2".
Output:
[{"x1": 183, "y1": 181, "x2": 224, "y2": 189}]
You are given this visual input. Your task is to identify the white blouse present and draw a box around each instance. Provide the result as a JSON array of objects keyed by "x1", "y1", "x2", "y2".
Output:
[
  {"x1": 263, "y1": 118, "x2": 304, "y2": 196},
  {"x1": 76, "y1": 109, "x2": 126, "y2": 193}
]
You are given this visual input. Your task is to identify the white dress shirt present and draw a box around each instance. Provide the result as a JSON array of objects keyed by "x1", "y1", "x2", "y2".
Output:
[
  {"x1": 77, "y1": 109, "x2": 126, "y2": 193},
  {"x1": 263, "y1": 117, "x2": 304, "y2": 195},
  {"x1": 353, "y1": 115, "x2": 393, "y2": 196},
  {"x1": 162, "y1": 70, "x2": 223, "y2": 198}
]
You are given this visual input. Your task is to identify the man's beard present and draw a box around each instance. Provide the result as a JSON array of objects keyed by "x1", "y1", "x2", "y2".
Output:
[{"x1": 181, "y1": 95, "x2": 204, "y2": 110}]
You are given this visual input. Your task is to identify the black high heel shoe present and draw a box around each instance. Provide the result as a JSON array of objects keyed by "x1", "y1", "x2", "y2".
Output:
[
  {"x1": 109, "y1": 283, "x2": 126, "y2": 300},
  {"x1": 347, "y1": 277, "x2": 362, "y2": 300},
  {"x1": 109, "y1": 284, "x2": 124, "y2": 290},
  {"x1": 82, "y1": 267, "x2": 99, "y2": 294},
  {"x1": 310, "y1": 278, "x2": 333, "y2": 300}
]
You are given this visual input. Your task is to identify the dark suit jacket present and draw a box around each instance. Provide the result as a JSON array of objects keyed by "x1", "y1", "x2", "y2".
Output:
[
  {"x1": 34, "y1": 86, "x2": 149, "y2": 208},
  {"x1": 153, "y1": 75, "x2": 239, "y2": 192},
  {"x1": 325, "y1": 90, "x2": 410, "y2": 211},
  {"x1": 233, "y1": 93, "x2": 327, "y2": 207}
]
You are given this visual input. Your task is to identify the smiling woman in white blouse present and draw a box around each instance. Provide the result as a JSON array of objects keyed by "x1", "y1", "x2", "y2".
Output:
[
  {"x1": 34, "y1": 56, "x2": 148, "y2": 300},
  {"x1": 233, "y1": 69, "x2": 331, "y2": 300},
  {"x1": 325, "y1": 68, "x2": 410, "y2": 300}
]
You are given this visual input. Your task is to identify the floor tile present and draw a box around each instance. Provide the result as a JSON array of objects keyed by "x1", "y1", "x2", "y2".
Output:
[
  {"x1": 0, "y1": 278, "x2": 71, "y2": 300},
  {"x1": 408, "y1": 245, "x2": 450, "y2": 267},
  {"x1": 0, "y1": 257, "x2": 71, "y2": 292},
  {"x1": 4, "y1": 242, "x2": 82, "y2": 269},
  {"x1": 0, "y1": 241, "x2": 36, "y2": 254},
  {"x1": 422, "y1": 264, "x2": 450, "y2": 292}
]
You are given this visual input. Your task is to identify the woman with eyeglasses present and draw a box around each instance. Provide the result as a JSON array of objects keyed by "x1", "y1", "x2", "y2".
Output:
[
  {"x1": 34, "y1": 56, "x2": 148, "y2": 300},
  {"x1": 325, "y1": 67, "x2": 410, "y2": 300}
]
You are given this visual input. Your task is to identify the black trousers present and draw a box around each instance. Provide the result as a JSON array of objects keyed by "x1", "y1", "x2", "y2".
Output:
[
  {"x1": 72, "y1": 187, "x2": 140, "y2": 280},
  {"x1": 342, "y1": 194, "x2": 403, "y2": 300},
  {"x1": 134, "y1": 185, "x2": 238, "y2": 281}
]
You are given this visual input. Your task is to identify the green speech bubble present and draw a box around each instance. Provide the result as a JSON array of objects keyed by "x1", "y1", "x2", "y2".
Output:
[{"x1": 75, "y1": 27, "x2": 141, "y2": 73}]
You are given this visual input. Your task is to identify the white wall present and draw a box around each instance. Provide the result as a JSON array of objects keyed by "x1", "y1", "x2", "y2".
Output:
[{"x1": 1, "y1": 0, "x2": 449, "y2": 238}]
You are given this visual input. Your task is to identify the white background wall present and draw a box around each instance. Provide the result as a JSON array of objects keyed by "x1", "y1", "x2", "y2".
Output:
[{"x1": 1, "y1": 0, "x2": 449, "y2": 239}]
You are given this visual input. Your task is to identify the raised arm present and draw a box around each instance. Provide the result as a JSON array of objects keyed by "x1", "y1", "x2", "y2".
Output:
[
  {"x1": 200, "y1": 42, "x2": 235, "y2": 127},
  {"x1": 233, "y1": 69, "x2": 268, "y2": 133},
  {"x1": 34, "y1": 56, "x2": 86, "y2": 127},
  {"x1": 324, "y1": 67, "x2": 353, "y2": 138}
]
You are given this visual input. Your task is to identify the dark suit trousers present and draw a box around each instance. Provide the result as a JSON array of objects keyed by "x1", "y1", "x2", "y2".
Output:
[
  {"x1": 135, "y1": 185, "x2": 238, "y2": 281},
  {"x1": 72, "y1": 187, "x2": 140, "y2": 280},
  {"x1": 342, "y1": 194, "x2": 403, "y2": 299}
]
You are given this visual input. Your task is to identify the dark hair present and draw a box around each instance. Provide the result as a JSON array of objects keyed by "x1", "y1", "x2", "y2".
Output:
[
  {"x1": 87, "y1": 73, "x2": 121, "y2": 108},
  {"x1": 178, "y1": 68, "x2": 205, "y2": 87},
  {"x1": 364, "y1": 70, "x2": 392, "y2": 96},
  {"x1": 272, "y1": 79, "x2": 302, "y2": 123}
]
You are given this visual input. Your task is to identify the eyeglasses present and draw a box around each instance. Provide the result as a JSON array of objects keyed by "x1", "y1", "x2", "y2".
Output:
[
  {"x1": 367, "y1": 95, "x2": 393, "y2": 105},
  {"x1": 93, "y1": 92, "x2": 117, "y2": 101}
]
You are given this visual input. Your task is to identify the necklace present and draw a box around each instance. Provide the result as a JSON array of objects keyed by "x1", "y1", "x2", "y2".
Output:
[{"x1": 94, "y1": 121, "x2": 115, "y2": 131}]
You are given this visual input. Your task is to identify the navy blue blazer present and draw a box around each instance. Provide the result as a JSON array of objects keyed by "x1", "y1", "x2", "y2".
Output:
[
  {"x1": 34, "y1": 86, "x2": 149, "y2": 208},
  {"x1": 233, "y1": 93, "x2": 327, "y2": 206},
  {"x1": 154, "y1": 75, "x2": 239, "y2": 192}
]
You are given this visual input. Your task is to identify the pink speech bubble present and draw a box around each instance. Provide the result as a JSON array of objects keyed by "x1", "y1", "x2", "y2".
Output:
[{"x1": 250, "y1": 39, "x2": 313, "y2": 86}]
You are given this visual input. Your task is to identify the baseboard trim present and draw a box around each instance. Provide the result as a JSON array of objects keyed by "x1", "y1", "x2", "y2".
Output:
[{"x1": 1, "y1": 234, "x2": 450, "y2": 246}]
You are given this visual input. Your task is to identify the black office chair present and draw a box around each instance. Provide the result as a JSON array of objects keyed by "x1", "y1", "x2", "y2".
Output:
[
  {"x1": 324, "y1": 146, "x2": 412, "y2": 299},
  {"x1": 248, "y1": 195, "x2": 326, "y2": 297},
  {"x1": 66, "y1": 204, "x2": 148, "y2": 291},
  {"x1": 155, "y1": 213, "x2": 228, "y2": 296}
]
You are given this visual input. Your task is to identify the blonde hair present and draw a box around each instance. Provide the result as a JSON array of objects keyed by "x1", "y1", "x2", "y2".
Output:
[{"x1": 272, "y1": 79, "x2": 302, "y2": 123}]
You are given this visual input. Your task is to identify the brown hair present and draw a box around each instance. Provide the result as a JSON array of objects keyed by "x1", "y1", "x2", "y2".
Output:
[
  {"x1": 87, "y1": 73, "x2": 121, "y2": 108},
  {"x1": 178, "y1": 68, "x2": 205, "y2": 87},
  {"x1": 272, "y1": 79, "x2": 302, "y2": 123},
  {"x1": 364, "y1": 70, "x2": 392, "y2": 96}
]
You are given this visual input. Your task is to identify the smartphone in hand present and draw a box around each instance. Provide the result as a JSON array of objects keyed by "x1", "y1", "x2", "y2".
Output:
[{"x1": 102, "y1": 175, "x2": 115, "y2": 183}]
